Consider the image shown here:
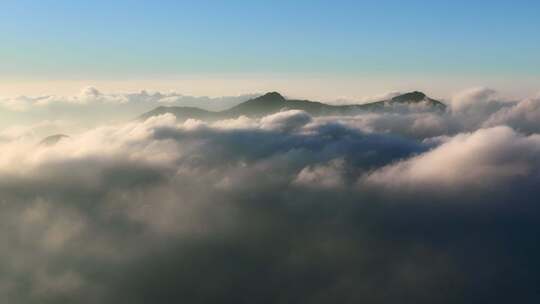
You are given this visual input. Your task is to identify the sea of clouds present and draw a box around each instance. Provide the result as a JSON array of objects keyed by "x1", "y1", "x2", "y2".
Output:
[{"x1": 1, "y1": 87, "x2": 540, "y2": 303}]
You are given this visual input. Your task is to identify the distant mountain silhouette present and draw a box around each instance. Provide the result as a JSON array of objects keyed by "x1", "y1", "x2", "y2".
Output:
[
  {"x1": 39, "y1": 134, "x2": 69, "y2": 146},
  {"x1": 389, "y1": 91, "x2": 443, "y2": 107},
  {"x1": 139, "y1": 91, "x2": 446, "y2": 120}
]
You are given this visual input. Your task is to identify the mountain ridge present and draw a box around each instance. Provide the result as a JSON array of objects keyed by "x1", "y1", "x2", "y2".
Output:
[{"x1": 139, "y1": 91, "x2": 446, "y2": 121}]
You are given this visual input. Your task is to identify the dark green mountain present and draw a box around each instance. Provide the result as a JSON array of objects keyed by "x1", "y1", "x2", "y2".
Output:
[{"x1": 139, "y1": 91, "x2": 446, "y2": 121}]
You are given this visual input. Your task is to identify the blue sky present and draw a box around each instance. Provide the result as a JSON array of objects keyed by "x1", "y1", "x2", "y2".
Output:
[{"x1": 0, "y1": 0, "x2": 539, "y2": 97}]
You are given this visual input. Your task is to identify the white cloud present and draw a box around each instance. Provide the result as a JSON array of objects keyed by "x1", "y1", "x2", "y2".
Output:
[
  {"x1": 450, "y1": 87, "x2": 500, "y2": 113},
  {"x1": 294, "y1": 158, "x2": 346, "y2": 189},
  {"x1": 483, "y1": 96, "x2": 540, "y2": 133},
  {"x1": 0, "y1": 87, "x2": 258, "y2": 111},
  {"x1": 2, "y1": 89, "x2": 540, "y2": 303},
  {"x1": 0, "y1": 87, "x2": 259, "y2": 131},
  {"x1": 260, "y1": 110, "x2": 312, "y2": 132},
  {"x1": 364, "y1": 126, "x2": 540, "y2": 192}
]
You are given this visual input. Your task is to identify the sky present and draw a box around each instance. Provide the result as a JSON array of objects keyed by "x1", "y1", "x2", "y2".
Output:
[{"x1": 1, "y1": 0, "x2": 539, "y2": 98}]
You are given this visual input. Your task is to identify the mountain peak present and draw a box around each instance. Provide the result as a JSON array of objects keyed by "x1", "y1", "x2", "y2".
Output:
[
  {"x1": 391, "y1": 91, "x2": 427, "y2": 103},
  {"x1": 256, "y1": 92, "x2": 286, "y2": 102}
]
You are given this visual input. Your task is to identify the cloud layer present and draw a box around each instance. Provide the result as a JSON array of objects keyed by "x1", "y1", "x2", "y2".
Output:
[
  {"x1": 0, "y1": 87, "x2": 259, "y2": 133},
  {"x1": 2, "y1": 88, "x2": 540, "y2": 303}
]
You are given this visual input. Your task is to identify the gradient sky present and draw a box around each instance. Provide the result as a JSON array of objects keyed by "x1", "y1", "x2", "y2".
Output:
[{"x1": 1, "y1": 0, "x2": 539, "y2": 98}]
